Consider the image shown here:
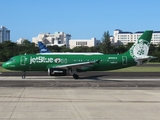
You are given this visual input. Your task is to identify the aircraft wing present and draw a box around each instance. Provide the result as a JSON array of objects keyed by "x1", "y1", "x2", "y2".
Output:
[{"x1": 46, "y1": 60, "x2": 100, "y2": 69}]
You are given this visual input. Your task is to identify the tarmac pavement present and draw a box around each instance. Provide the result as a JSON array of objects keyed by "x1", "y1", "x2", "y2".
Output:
[
  {"x1": 0, "y1": 73, "x2": 160, "y2": 119},
  {"x1": 0, "y1": 86, "x2": 160, "y2": 119}
]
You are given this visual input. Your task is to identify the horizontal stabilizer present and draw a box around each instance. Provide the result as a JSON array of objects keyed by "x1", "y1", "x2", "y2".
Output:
[
  {"x1": 136, "y1": 56, "x2": 157, "y2": 61},
  {"x1": 136, "y1": 56, "x2": 156, "y2": 64}
]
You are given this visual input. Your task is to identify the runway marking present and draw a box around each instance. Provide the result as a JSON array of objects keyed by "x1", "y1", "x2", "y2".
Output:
[
  {"x1": 1, "y1": 76, "x2": 160, "y2": 82},
  {"x1": 105, "y1": 78, "x2": 160, "y2": 81}
]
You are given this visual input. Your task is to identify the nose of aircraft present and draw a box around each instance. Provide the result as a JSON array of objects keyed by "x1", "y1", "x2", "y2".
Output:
[
  {"x1": 2, "y1": 62, "x2": 16, "y2": 70},
  {"x1": 2, "y1": 62, "x2": 10, "y2": 69},
  {"x1": 2, "y1": 62, "x2": 7, "y2": 69}
]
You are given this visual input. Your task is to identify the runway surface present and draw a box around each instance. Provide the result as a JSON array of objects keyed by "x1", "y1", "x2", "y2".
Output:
[
  {"x1": 0, "y1": 72, "x2": 160, "y2": 87},
  {"x1": 1, "y1": 71, "x2": 160, "y2": 77},
  {"x1": 1, "y1": 73, "x2": 160, "y2": 119}
]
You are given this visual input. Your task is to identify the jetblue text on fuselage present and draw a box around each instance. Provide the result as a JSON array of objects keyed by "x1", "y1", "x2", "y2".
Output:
[{"x1": 30, "y1": 56, "x2": 53, "y2": 64}]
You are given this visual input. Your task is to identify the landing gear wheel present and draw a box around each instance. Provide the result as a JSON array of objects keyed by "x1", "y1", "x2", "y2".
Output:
[
  {"x1": 73, "y1": 74, "x2": 79, "y2": 79},
  {"x1": 22, "y1": 75, "x2": 26, "y2": 79},
  {"x1": 22, "y1": 71, "x2": 26, "y2": 79}
]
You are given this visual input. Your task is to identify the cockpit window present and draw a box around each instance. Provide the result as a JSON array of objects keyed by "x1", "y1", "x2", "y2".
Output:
[{"x1": 8, "y1": 58, "x2": 15, "y2": 62}]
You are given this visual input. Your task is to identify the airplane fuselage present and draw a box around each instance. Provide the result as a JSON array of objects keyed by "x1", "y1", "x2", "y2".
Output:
[{"x1": 3, "y1": 53, "x2": 137, "y2": 72}]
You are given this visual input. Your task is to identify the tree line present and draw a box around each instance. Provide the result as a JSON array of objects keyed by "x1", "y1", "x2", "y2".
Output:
[{"x1": 0, "y1": 31, "x2": 160, "y2": 62}]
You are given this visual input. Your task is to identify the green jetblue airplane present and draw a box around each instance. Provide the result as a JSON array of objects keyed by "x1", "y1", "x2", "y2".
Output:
[{"x1": 2, "y1": 30, "x2": 154, "y2": 79}]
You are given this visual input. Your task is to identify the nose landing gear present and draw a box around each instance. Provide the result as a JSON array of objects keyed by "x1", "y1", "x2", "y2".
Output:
[{"x1": 22, "y1": 71, "x2": 26, "y2": 79}]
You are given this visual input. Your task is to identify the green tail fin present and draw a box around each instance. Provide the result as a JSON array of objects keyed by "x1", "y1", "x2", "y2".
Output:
[
  {"x1": 128, "y1": 30, "x2": 153, "y2": 59},
  {"x1": 137, "y1": 30, "x2": 153, "y2": 43}
]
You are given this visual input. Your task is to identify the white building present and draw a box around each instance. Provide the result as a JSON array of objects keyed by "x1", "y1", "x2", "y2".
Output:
[
  {"x1": 0, "y1": 26, "x2": 10, "y2": 43},
  {"x1": 17, "y1": 38, "x2": 28, "y2": 44},
  {"x1": 32, "y1": 32, "x2": 71, "y2": 47},
  {"x1": 69, "y1": 38, "x2": 101, "y2": 49},
  {"x1": 110, "y1": 36, "x2": 114, "y2": 44},
  {"x1": 113, "y1": 29, "x2": 160, "y2": 45}
]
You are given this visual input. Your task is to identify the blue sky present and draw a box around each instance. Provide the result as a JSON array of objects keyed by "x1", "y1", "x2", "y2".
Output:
[{"x1": 1, "y1": 0, "x2": 160, "y2": 42}]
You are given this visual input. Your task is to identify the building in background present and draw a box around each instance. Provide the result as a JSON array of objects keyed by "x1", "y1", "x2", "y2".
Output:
[
  {"x1": 0, "y1": 26, "x2": 10, "y2": 43},
  {"x1": 32, "y1": 32, "x2": 71, "y2": 47},
  {"x1": 113, "y1": 29, "x2": 160, "y2": 45},
  {"x1": 32, "y1": 29, "x2": 160, "y2": 49},
  {"x1": 69, "y1": 38, "x2": 101, "y2": 49},
  {"x1": 17, "y1": 38, "x2": 28, "y2": 44}
]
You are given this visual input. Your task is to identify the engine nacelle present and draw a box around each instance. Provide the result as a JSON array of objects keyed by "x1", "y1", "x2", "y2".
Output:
[{"x1": 48, "y1": 68, "x2": 67, "y2": 76}]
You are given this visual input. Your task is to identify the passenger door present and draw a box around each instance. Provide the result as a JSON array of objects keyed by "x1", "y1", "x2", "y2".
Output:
[
  {"x1": 122, "y1": 56, "x2": 127, "y2": 65},
  {"x1": 20, "y1": 56, "x2": 26, "y2": 66}
]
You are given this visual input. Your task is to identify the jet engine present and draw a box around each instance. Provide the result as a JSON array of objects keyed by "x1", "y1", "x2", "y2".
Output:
[{"x1": 48, "y1": 68, "x2": 67, "y2": 76}]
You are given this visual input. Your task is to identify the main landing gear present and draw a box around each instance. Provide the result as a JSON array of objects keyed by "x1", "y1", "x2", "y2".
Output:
[
  {"x1": 73, "y1": 74, "x2": 79, "y2": 79},
  {"x1": 22, "y1": 71, "x2": 26, "y2": 79},
  {"x1": 68, "y1": 68, "x2": 79, "y2": 79}
]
